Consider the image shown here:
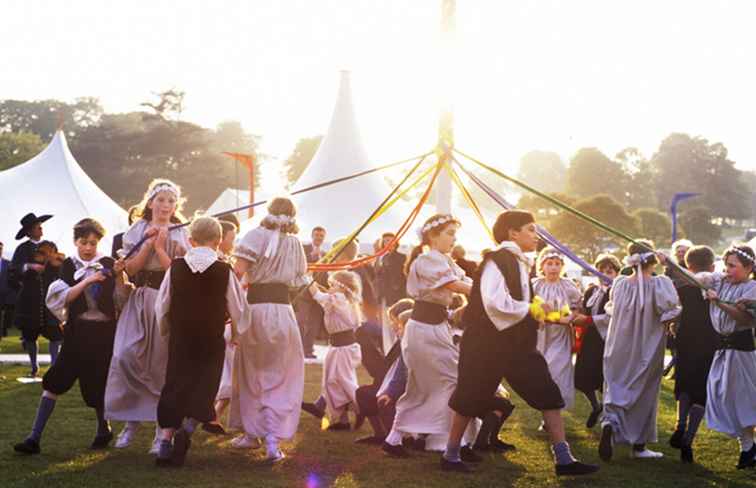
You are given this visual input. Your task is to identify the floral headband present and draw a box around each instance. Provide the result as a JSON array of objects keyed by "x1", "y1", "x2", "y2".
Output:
[
  {"x1": 147, "y1": 182, "x2": 180, "y2": 201},
  {"x1": 263, "y1": 214, "x2": 295, "y2": 227},
  {"x1": 624, "y1": 252, "x2": 655, "y2": 267},
  {"x1": 416, "y1": 215, "x2": 456, "y2": 241},
  {"x1": 538, "y1": 251, "x2": 563, "y2": 266},
  {"x1": 726, "y1": 247, "x2": 755, "y2": 264}
]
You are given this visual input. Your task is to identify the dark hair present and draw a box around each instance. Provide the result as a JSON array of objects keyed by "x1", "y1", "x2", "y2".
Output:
[
  {"x1": 312, "y1": 226, "x2": 326, "y2": 234},
  {"x1": 74, "y1": 218, "x2": 106, "y2": 241},
  {"x1": 404, "y1": 214, "x2": 460, "y2": 276},
  {"x1": 220, "y1": 220, "x2": 238, "y2": 238},
  {"x1": 627, "y1": 239, "x2": 658, "y2": 269},
  {"x1": 594, "y1": 253, "x2": 621, "y2": 273},
  {"x1": 685, "y1": 245, "x2": 715, "y2": 272},
  {"x1": 492, "y1": 210, "x2": 535, "y2": 244},
  {"x1": 219, "y1": 213, "x2": 240, "y2": 230},
  {"x1": 723, "y1": 245, "x2": 756, "y2": 277},
  {"x1": 37, "y1": 241, "x2": 58, "y2": 254}
]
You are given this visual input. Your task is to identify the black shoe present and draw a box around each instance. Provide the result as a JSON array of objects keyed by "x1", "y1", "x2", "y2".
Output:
[
  {"x1": 202, "y1": 421, "x2": 227, "y2": 436},
  {"x1": 489, "y1": 438, "x2": 516, "y2": 452},
  {"x1": 355, "y1": 435, "x2": 385, "y2": 445},
  {"x1": 460, "y1": 446, "x2": 483, "y2": 463},
  {"x1": 403, "y1": 436, "x2": 426, "y2": 451},
  {"x1": 327, "y1": 422, "x2": 351, "y2": 431},
  {"x1": 556, "y1": 461, "x2": 600, "y2": 476},
  {"x1": 440, "y1": 456, "x2": 473, "y2": 473},
  {"x1": 353, "y1": 414, "x2": 366, "y2": 431},
  {"x1": 170, "y1": 429, "x2": 191, "y2": 467},
  {"x1": 301, "y1": 402, "x2": 325, "y2": 419},
  {"x1": 681, "y1": 445, "x2": 694, "y2": 464},
  {"x1": 736, "y1": 445, "x2": 756, "y2": 469},
  {"x1": 90, "y1": 431, "x2": 113, "y2": 450},
  {"x1": 13, "y1": 438, "x2": 40, "y2": 455},
  {"x1": 598, "y1": 425, "x2": 613, "y2": 462},
  {"x1": 382, "y1": 442, "x2": 410, "y2": 458},
  {"x1": 669, "y1": 429, "x2": 684, "y2": 449},
  {"x1": 586, "y1": 406, "x2": 603, "y2": 429}
]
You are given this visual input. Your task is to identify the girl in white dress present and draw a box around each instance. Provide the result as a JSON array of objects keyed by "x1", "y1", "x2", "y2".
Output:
[
  {"x1": 382, "y1": 214, "x2": 478, "y2": 459},
  {"x1": 228, "y1": 197, "x2": 308, "y2": 464},
  {"x1": 599, "y1": 240, "x2": 681, "y2": 462},
  {"x1": 695, "y1": 245, "x2": 756, "y2": 469},
  {"x1": 308, "y1": 270, "x2": 363, "y2": 429},
  {"x1": 532, "y1": 248, "x2": 581, "y2": 412},
  {"x1": 106, "y1": 179, "x2": 190, "y2": 453}
]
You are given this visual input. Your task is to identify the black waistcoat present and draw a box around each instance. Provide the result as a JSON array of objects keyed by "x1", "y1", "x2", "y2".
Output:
[
  {"x1": 462, "y1": 247, "x2": 539, "y2": 353},
  {"x1": 61, "y1": 257, "x2": 117, "y2": 321},
  {"x1": 168, "y1": 258, "x2": 230, "y2": 341}
]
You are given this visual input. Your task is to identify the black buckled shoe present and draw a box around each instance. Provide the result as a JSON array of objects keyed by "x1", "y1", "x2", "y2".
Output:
[
  {"x1": 382, "y1": 442, "x2": 411, "y2": 458},
  {"x1": 460, "y1": 446, "x2": 483, "y2": 463},
  {"x1": 13, "y1": 438, "x2": 40, "y2": 455},
  {"x1": 90, "y1": 431, "x2": 114, "y2": 450}
]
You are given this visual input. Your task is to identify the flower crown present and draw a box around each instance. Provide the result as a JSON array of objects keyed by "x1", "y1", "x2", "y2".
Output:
[
  {"x1": 726, "y1": 246, "x2": 755, "y2": 264},
  {"x1": 416, "y1": 215, "x2": 455, "y2": 241},
  {"x1": 624, "y1": 252, "x2": 655, "y2": 267},
  {"x1": 538, "y1": 251, "x2": 563, "y2": 266},
  {"x1": 262, "y1": 213, "x2": 295, "y2": 228},
  {"x1": 147, "y1": 182, "x2": 180, "y2": 201}
]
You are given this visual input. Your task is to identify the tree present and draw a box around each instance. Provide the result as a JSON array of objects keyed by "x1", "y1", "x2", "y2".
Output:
[
  {"x1": 517, "y1": 151, "x2": 567, "y2": 194},
  {"x1": 566, "y1": 147, "x2": 626, "y2": 198},
  {"x1": 516, "y1": 192, "x2": 576, "y2": 224},
  {"x1": 549, "y1": 194, "x2": 638, "y2": 262},
  {"x1": 616, "y1": 147, "x2": 657, "y2": 210},
  {"x1": 0, "y1": 131, "x2": 45, "y2": 170},
  {"x1": 632, "y1": 208, "x2": 672, "y2": 247},
  {"x1": 0, "y1": 98, "x2": 103, "y2": 142},
  {"x1": 140, "y1": 89, "x2": 185, "y2": 121},
  {"x1": 651, "y1": 133, "x2": 749, "y2": 220},
  {"x1": 679, "y1": 207, "x2": 721, "y2": 246},
  {"x1": 284, "y1": 135, "x2": 322, "y2": 186}
]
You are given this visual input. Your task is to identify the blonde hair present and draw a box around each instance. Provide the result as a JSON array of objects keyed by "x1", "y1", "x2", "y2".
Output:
[
  {"x1": 331, "y1": 237, "x2": 359, "y2": 263},
  {"x1": 134, "y1": 178, "x2": 187, "y2": 223},
  {"x1": 397, "y1": 309, "x2": 412, "y2": 326},
  {"x1": 261, "y1": 197, "x2": 299, "y2": 234},
  {"x1": 387, "y1": 298, "x2": 414, "y2": 321},
  {"x1": 189, "y1": 216, "x2": 222, "y2": 245},
  {"x1": 328, "y1": 270, "x2": 363, "y2": 323}
]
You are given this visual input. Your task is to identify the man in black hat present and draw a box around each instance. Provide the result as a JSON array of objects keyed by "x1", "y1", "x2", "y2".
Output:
[{"x1": 11, "y1": 213, "x2": 53, "y2": 284}]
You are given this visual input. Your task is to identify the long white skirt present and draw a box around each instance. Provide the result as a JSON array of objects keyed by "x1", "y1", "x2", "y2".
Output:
[
  {"x1": 216, "y1": 342, "x2": 235, "y2": 401},
  {"x1": 706, "y1": 349, "x2": 756, "y2": 437},
  {"x1": 323, "y1": 343, "x2": 362, "y2": 421},
  {"x1": 229, "y1": 302, "x2": 304, "y2": 440},
  {"x1": 391, "y1": 319, "x2": 478, "y2": 451},
  {"x1": 105, "y1": 286, "x2": 169, "y2": 421},
  {"x1": 537, "y1": 323, "x2": 575, "y2": 410}
]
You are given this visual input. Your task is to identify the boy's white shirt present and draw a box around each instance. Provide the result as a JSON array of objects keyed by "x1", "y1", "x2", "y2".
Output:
[
  {"x1": 480, "y1": 241, "x2": 534, "y2": 331},
  {"x1": 154, "y1": 246, "x2": 246, "y2": 336}
]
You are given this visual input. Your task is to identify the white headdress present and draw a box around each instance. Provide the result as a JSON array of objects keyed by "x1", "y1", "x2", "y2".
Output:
[
  {"x1": 260, "y1": 213, "x2": 296, "y2": 258},
  {"x1": 415, "y1": 214, "x2": 456, "y2": 241},
  {"x1": 147, "y1": 182, "x2": 180, "y2": 201}
]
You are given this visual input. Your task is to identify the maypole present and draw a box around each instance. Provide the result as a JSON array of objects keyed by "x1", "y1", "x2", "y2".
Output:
[{"x1": 435, "y1": 0, "x2": 456, "y2": 214}]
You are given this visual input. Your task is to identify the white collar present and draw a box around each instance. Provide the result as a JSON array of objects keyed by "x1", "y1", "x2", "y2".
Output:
[
  {"x1": 497, "y1": 241, "x2": 535, "y2": 268},
  {"x1": 72, "y1": 253, "x2": 105, "y2": 280},
  {"x1": 184, "y1": 247, "x2": 218, "y2": 273}
]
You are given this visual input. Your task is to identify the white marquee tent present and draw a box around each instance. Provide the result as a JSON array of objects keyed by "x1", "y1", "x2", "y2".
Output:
[{"x1": 0, "y1": 131, "x2": 128, "y2": 257}]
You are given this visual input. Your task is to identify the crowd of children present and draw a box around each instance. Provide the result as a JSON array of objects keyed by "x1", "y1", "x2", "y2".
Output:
[{"x1": 7, "y1": 177, "x2": 756, "y2": 477}]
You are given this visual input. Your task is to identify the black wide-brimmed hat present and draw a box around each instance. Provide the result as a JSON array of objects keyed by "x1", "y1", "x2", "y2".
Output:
[{"x1": 16, "y1": 213, "x2": 52, "y2": 240}]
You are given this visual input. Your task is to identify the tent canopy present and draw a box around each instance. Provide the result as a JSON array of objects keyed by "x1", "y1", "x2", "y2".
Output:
[{"x1": 0, "y1": 131, "x2": 127, "y2": 257}]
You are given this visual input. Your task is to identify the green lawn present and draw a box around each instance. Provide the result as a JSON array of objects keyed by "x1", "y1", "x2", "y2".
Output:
[
  {"x1": 0, "y1": 363, "x2": 753, "y2": 488},
  {"x1": 1, "y1": 329, "x2": 51, "y2": 355}
]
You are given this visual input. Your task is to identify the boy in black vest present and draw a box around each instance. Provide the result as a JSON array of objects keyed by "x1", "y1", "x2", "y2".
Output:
[
  {"x1": 14, "y1": 218, "x2": 127, "y2": 455},
  {"x1": 153, "y1": 216, "x2": 245, "y2": 467},
  {"x1": 443, "y1": 210, "x2": 599, "y2": 476}
]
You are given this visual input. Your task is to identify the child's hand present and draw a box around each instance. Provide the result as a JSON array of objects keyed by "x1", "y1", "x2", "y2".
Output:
[
  {"x1": 154, "y1": 228, "x2": 168, "y2": 252},
  {"x1": 572, "y1": 314, "x2": 591, "y2": 327},
  {"x1": 85, "y1": 272, "x2": 107, "y2": 285},
  {"x1": 377, "y1": 395, "x2": 393, "y2": 408},
  {"x1": 27, "y1": 263, "x2": 45, "y2": 273},
  {"x1": 113, "y1": 259, "x2": 126, "y2": 274},
  {"x1": 705, "y1": 289, "x2": 719, "y2": 302}
]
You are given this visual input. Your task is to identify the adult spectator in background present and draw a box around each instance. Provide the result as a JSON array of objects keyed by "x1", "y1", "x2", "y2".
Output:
[
  {"x1": 294, "y1": 226, "x2": 328, "y2": 358},
  {"x1": 452, "y1": 244, "x2": 477, "y2": 279},
  {"x1": 111, "y1": 206, "x2": 140, "y2": 259},
  {"x1": 0, "y1": 241, "x2": 16, "y2": 338},
  {"x1": 374, "y1": 232, "x2": 407, "y2": 351},
  {"x1": 11, "y1": 213, "x2": 52, "y2": 282},
  {"x1": 304, "y1": 226, "x2": 327, "y2": 263}
]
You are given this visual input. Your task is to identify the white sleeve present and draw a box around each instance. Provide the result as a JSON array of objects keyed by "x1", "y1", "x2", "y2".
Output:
[
  {"x1": 225, "y1": 271, "x2": 246, "y2": 328},
  {"x1": 154, "y1": 271, "x2": 172, "y2": 337},
  {"x1": 481, "y1": 260, "x2": 530, "y2": 331},
  {"x1": 45, "y1": 279, "x2": 71, "y2": 322}
]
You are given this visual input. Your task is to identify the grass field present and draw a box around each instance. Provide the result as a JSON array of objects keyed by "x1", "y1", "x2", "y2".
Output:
[{"x1": 0, "y1": 359, "x2": 754, "y2": 488}]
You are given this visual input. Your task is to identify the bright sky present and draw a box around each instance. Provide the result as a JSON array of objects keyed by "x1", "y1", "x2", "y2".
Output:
[{"x1": 3, "y1": 0, "x2": 756, "y2": 189}]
